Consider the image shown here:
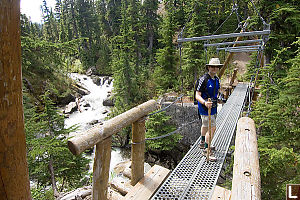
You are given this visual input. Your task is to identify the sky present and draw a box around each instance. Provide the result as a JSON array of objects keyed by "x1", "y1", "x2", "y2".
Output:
[{"x1": 20, "y1": 0, "x2": 56, "y2": 23}]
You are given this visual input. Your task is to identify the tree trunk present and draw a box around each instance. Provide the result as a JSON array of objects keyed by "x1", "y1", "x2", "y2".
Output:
[
  {"x1": 0, "y1": 1, "x2": 31, "y2": 199},
  {"x1": 48, "y1": 159, "x2": 60, "y2": 198}
]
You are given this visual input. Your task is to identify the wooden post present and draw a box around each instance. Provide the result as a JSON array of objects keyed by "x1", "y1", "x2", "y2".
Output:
[
  {"x1": 92, "y1": 136, "x2": 112, "y2": 200},
  {"x1": 231, "y1": 117, "x2": 261, "y2": 200},
  {"x1": 229, "y1": 68, "x2": 238, "y2": 86},
  {"x1": 0, "y1": 1, "x2": 31, "y2": 199},
  {"x1": 131, "y1": 118, "x2": 146, "y2": 185},
  {"x1": 207, "y1": 98, "x2": 212, "y2": 162}
]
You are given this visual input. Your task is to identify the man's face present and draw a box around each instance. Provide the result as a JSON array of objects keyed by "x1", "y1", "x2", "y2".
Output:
[{"x1": 208, "y1": 66, "x2": 220, "y2": 75}]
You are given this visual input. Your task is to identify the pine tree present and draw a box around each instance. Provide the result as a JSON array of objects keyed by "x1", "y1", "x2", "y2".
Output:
[
  {"x1": 153, "y1": 0, "x2": 178, "y2": 93},
  {"x1": 145, "y1": 111, "x2": 182, "y2": 151},
  {"x1": 251, "y1": 39, "x2": 300, "y2": 200},
  {"x1": 25, "y1": 91, "x2": 89, "y2": 198},
  {"x1": 181, "y1": 0, "x2": 209, "y2": 90}
]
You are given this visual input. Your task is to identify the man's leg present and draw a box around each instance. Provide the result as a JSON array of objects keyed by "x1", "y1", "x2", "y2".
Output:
[
  {"x1": 204, "y1": 115, "x2": 217, "y2": 161},
  {"x1": 199, "y1": 126, "x2": 207, "y2": 148}
]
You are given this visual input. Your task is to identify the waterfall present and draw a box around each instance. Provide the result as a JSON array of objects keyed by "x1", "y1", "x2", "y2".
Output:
[{"x1": 66, "y1": 73, "x2": 130, "y2": 175}]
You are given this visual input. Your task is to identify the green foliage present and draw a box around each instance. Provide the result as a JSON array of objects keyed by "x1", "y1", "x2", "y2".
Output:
[
  {"x1": 31, "y1": 186, "x2": 55, "y2": 200},
  {"x1": 251, "y1": 38, "x2": 300, "y2": 199},
  {"x1": 145, "y1": 111, "x2": 182, "y2": 151},
  {"x1": 154, "y1": 4, "x2": 179, "y2": 93},
  {"x1": 181, "y1": 0, "x2": 208, "y2": 90},
  {"x1": 20, "y1": 1, "x2": 300, "y2": 197},
  {"x1": 24, "y1": 91, "x2": 90, "y2": 195}
]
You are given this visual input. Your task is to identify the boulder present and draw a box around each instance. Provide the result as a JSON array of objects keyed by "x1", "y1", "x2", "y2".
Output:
[
  {"x1": 86, "y1": 66, "x2": 98, "y2": 76},
  {"x1": 64, "y1": 102, "x2": 78, "y2": 114},
  {"x1": 102, "y1": 76, "x2": 110, "y2": 85},
  {"x1": 73, "y1": 83, "x2": 90, "y2": 96},
  {"x1": 108, "y1": 77, "x2": 113, "y2": 85},
  {"x1": 58, "y1": 93, "x2": 76, "y2": 105},
  {"x1": 91, "y1": 75, "x2": 101, "y2": 86},
  {"x1": 88, "y1": 120, "x2": 103, "y2": 126},
  {"x1": 103, "y1": 98, "x2": 114, "y2": 106},
  {"x1": 60, "y1": 186, "x2": 92, "y2": 200}
]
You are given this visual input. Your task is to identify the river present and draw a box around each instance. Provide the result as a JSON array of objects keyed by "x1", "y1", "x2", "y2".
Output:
[{"x1": 65, "y1": 73, "x2": 130, "y2": 175}]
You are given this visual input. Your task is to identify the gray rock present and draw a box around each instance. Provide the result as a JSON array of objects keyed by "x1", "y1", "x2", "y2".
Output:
[
  {"x1": 91, "y1": 75, "x2": 101, "y2": 86},
  {"x1": 64, "y1": 102, "x2": 78, "y2": 114},
  {"x1": 161, "y1": 102, "x2": 201, "y2": 146},
  {"x1": 58, "y1": 93, "x2": 76, "y2": 105},
  {"x1": 103, "y1": 98, "x2": 114, "y2": 106},
  {"x1": 86, "y1": 66, "x2": 98, "y2": 76}
]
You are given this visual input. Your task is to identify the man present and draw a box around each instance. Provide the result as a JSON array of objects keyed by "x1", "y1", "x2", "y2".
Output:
[{"x1": 195, "y1": 58, "x2": 223, "y2": 161}]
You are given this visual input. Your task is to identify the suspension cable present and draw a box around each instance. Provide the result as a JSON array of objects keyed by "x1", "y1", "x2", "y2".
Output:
[
  {"x1": 249, "y1": 0, "x2": 267, "y2": 25},
  {"x1": 246, "y1": 48, "x2": 263, "y2": 116},
  {"x1": 130, "y1": 119, "x2": 199, "y2": 145},
  {"x1": 147, "y1": 94, "x2": 186, "y2": 117}
]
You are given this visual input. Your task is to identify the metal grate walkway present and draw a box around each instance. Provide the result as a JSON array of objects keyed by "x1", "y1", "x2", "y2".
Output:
[{"x1": 151, "y1": 83, "x2": 249, "y2": 200}]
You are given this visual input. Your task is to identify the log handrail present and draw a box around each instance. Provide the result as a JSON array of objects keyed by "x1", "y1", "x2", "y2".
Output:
[
  {"x1": 67, "y1": 99, "x2": 158, "y2": 200},
  {"x1": 231, "y1": 117, "x2": 261, "y2": 200},
  {"x1": 68, "y1": 100, "x2": 158, "y2": 155}
]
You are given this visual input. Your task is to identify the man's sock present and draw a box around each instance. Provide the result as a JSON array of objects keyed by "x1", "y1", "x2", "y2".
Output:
[{"x1": 201, "y1": 136, "x2": 205, "y2": 142}]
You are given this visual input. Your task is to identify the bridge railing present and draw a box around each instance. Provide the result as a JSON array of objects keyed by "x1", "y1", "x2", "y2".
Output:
[{"x1": 67, "y1": 100, "x2": 158, "y2": 200}]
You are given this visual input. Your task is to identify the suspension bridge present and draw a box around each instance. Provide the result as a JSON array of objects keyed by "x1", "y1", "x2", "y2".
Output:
[{"x1": 64, "y1": 82, "x2": 260, "y2": 200}]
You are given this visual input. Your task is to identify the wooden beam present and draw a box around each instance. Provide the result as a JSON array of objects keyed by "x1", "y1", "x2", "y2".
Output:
[
  {"x1": 229, "y1": 68, "x2": 238, "y2": 86},
  {"x1": 131, "y1": 119, "x2": 146, "y2": 186},
  {"x1": 92, "y1": 136, "x2": 112, "y2": 200},
  {"x1": 218, "y1": 36, "x2": 242, "y2": 79},
  {"x1": 68, "y1": 100, "x2": 158, "y2": 155},
  {"x1": 124, "y1": 165, "x2": 170, "y2": 200},
  {"x1": 231, "y1": 117, "x2": 261, "y2": 200},
  {"x1": 0, "y1": 1, "x2": 31, "y2": 199}
]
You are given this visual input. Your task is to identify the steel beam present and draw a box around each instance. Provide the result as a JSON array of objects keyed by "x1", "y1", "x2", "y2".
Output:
[
  {"x1": 217, "y1": 45, "x2": 261, "y2": 51},
  {"x1": 227, "y1": 48, "x2": 261, "y2": 53},
  {"x1": 177, "y1": 30, "x2": 270, "y2": 43},
  {"x1": 204, "y1": 39, "x2": 262, "y2": 47}
]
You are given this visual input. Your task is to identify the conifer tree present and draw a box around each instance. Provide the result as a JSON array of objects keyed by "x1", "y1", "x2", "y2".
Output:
[
  {"x1": 181, "y1": 0, "x2": 208, "y2": 90},
  {"x1": 25, "y1": 91, "x2": 89, "y2": 198},
  {"x1": 153, "y1": 0, "x2": 178, "y2": 93},
  {"x1": 251, "y1": 40, "x2": 300, "y2": 200}
]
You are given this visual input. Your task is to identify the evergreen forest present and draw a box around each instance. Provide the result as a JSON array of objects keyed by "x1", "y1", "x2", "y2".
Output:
[{"x1": 20, "y1": 0, "x2": 299, "y2": 199}]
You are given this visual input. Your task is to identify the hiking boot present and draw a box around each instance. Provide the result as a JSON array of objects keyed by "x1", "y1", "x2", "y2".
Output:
[
  {"x1": 199, "y1": 141, "x2": 205, "y2": 149},
  {"x1": 208, "y1": 152, "x2": 217, "y2": 162},
  {"x1": 202, "y1": 146, "x2": 216, "y2": 153},
  {"x1": 202, "y1": 151, "x2": 217, "y2": 162}
]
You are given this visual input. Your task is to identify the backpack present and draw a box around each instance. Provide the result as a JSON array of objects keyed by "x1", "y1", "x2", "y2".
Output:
[
  {"x1": 193, "y1": 78, "x2": 202, "y2": 120},
  {"x1": 193, "y1": 78, "x2": 200, "y2": 105}
]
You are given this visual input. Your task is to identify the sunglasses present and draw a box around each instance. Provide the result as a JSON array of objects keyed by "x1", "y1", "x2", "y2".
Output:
[{"x1": 208, "y1": 66, "x2": 220, "y2": 68}]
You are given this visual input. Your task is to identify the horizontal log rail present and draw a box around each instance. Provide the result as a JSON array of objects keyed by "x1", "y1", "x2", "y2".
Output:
[
  {"x1": 68, "y1": 100, "x2": 158, "y2": 155},
  {"x1": 67, "y1": 100, "x2": 158, "y2": 200},
  {"x1": 231, "y1": 117, "x2": 261, "y2": 200}
]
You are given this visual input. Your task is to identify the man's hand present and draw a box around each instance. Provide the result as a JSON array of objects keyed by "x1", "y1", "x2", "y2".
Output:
[{"x1": 205, "y1": 101, "x2": 213, "y2": 108}]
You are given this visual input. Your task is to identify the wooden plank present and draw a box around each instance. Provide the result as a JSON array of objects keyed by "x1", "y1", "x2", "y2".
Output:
[
  {"x1": 107, "y1": 188, "x2": 125, "y2": 200},
  {"x1": 211, "y1": 186, "x2": 231, "y2": 200},
  {"x1": 124, "y1": 165, "x2": 170, "y2": 200},
  {"x1": 110, "y1": 177, "x2": 133, "y2": 196}
]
